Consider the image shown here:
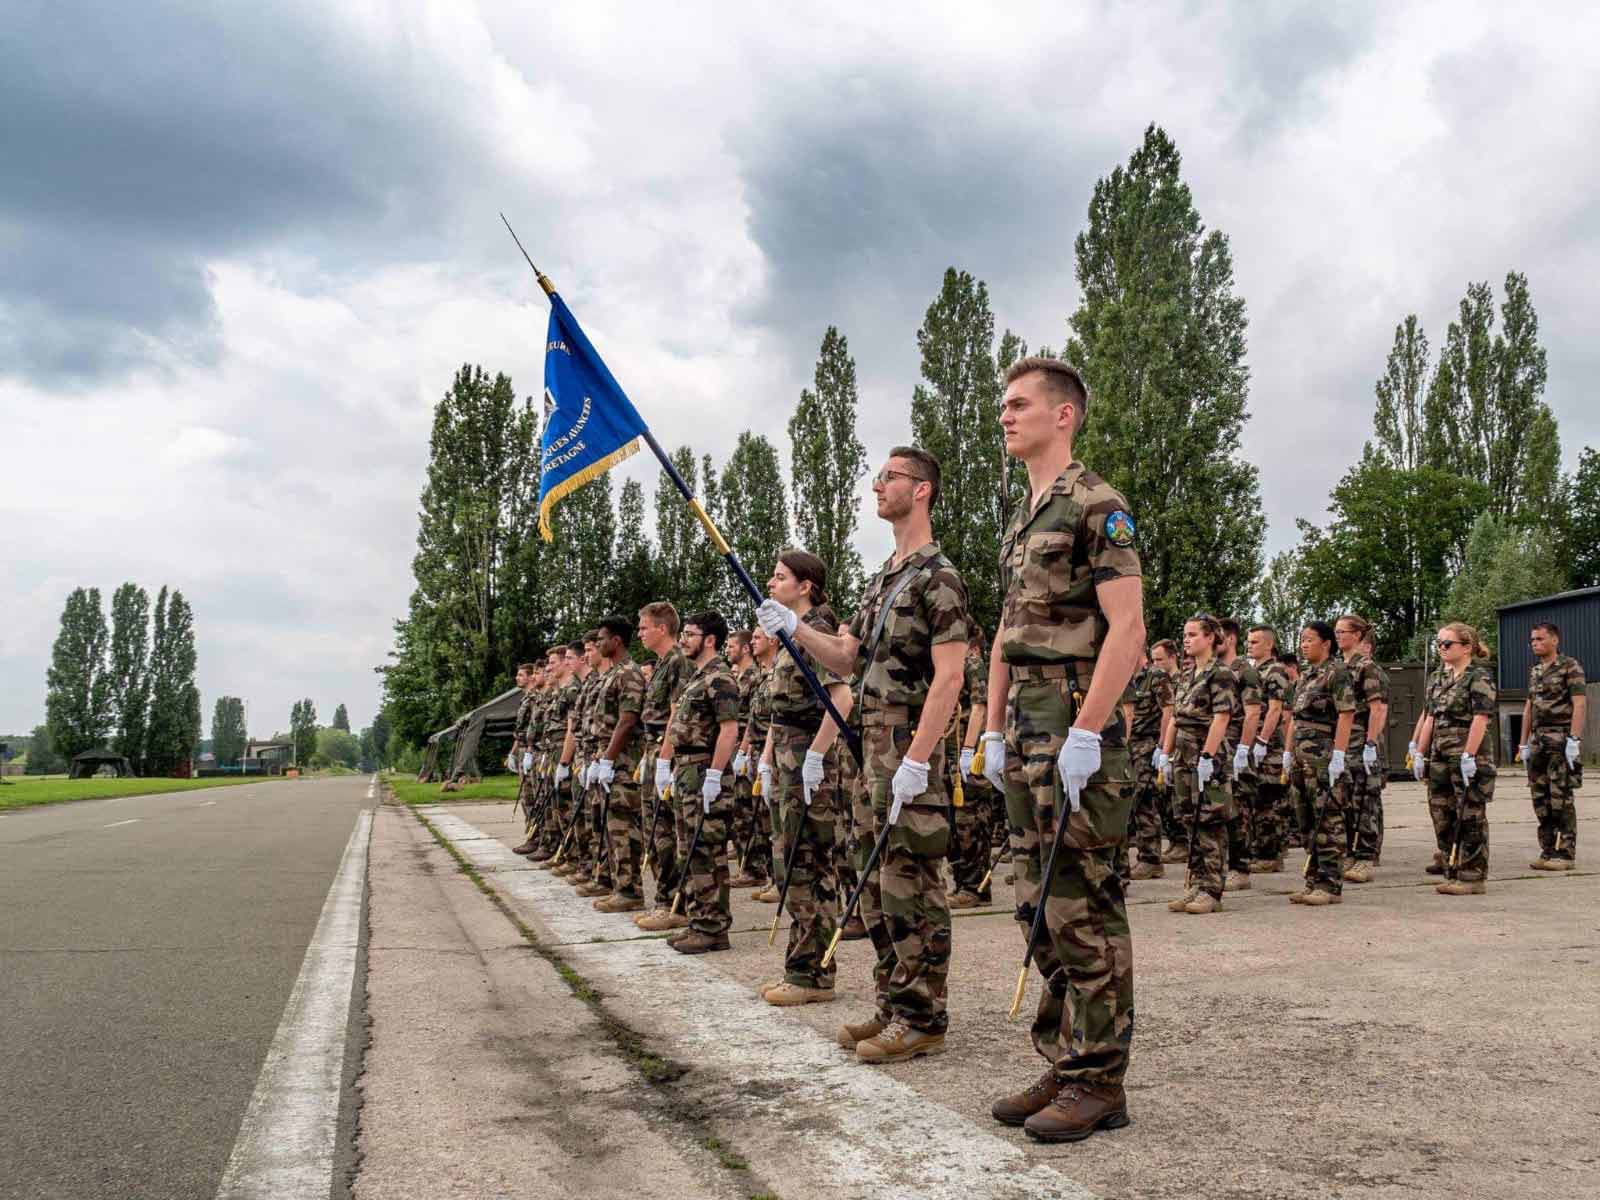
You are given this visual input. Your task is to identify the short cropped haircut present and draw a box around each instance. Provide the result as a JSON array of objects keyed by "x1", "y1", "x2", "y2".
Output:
[
  {"x1": 1219, "y1": 617, "x2": 1242, "y2": 642},
  {"x1": 565, "y1": 641, "x2": 584, "y2": 655},
  {"x1": 517, "y1": 662, "x2": 538, "y2": 675},
  {"x1": 1302, "y1": 620, "x2": 1337, "y2": 648},
  {"x1": 1247, "y1": 624, "x2": 1278, "y2": 650},
  {"x1": 685, "y1": 610, "x2": 729, "y2": 651},
  {"x1": 1003, "y1": 356, "x2": 1090, "y2": 433},
  {"x1": 598, "y1": 615, "x2": 633, "y2": 643},
  {"x1": 1277, "y1": 651, "x2": 1299, "y2": 668},
  {"x1": 1151, "y1": 638, "x2": 1178, "y2": 659},
  {"x1": 887, "y1": 445, "x2": 942, "y2": 508},
  {"x1": 1533, "y1": 621, "x2": 1562, "y2": 639},
  {"x1": 638, "y1": 601, "x2": 680, "y2": 636}
]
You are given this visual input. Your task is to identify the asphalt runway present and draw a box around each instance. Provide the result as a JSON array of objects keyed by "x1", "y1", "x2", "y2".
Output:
[{"x1": 0, "y1": 776, "x2": 373, "y2": 1200}]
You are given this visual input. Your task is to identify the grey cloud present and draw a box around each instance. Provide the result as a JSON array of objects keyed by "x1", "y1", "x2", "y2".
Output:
[{"x1": 1218, "y1": 2, "x2": 1380, "y2": 145}]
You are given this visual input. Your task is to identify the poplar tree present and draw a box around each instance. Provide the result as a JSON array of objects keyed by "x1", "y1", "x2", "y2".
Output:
[
  {"x1": 610, "y1": 477, "x2": 661, "y2": 634},
  {"x1": 1557, "y1": 447, "x2": 1600, "y2": 589},
  {"x1": 211, "y1": 697, "x2": 247, "y2": 766},
  {"x1": 719, "y1": 431, "x2": 791, "y2": 614},
  {"x1": 106, "y1": 583, "x2": 152, "y2": 764},
  {"x1": 550, "y1": 468, "x2": 616, "y2": 637},
  {"x1": 655, "y1": 445, "x2": 706, "y2": 611},
  {"x1": 332, "y1": 704, "x2": 350, "y2": 732},
  {"x1": 789, "y1": 327, "x2": 867, "y2": 610},
  {"x1": 145, "y1": 588, "x2": 199, "y2": 774},
  {"x1": 44, "y1": 587, "x2": 111, "y2": 761},
  {"x1": 1373, "y1": 316, "x2": 1432, "y2": 471},
  {"x1": 1067, "y1": 124, "x2": 1265, "y2": 637},
  {"x1": 289, "y1": 698, "x2": 318, "y2": 767}
]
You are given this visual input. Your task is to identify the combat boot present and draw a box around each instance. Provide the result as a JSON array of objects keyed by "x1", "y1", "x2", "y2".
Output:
[
  {"x1": 1436, "y1": 879, "x2": 1485, "y2": 895},
  {"x1": 752, "y1": 885, "x2": 780, "y2": 903},
  {"x1": 594, "y1": 893, "x2": 644, "y2": 913},
  {"x1": 636, "y1": 908, "x2": 689, "y2": 932},
  {"x1": 575, "y1": 880, "x2": 610, "y2": 897},
  {"x1": 1248, "y1": 858, "x2": 1283, "y2": 874},
  {"x1": 728, "y1": 869, "x2": 762, "y2": 889},
  {"x1": 1223, "y1": 871, "x2": 1251, "y2": 892},
  {"x1": 855, "y1": 1020, "x2": 945, "y2": 1064},
  {"x1": 528, "y1": 848, "x2": 553, "y2": 863},
  {"x1": 764, "y1": 982, "x2": 836, "y2": 1007},
  {"x1": 548, "y1": 861, "x2": 573, "y2": 877},
  {"x1": 513, "y1": 838, "x2": 539, "y2": 855},
  {"x1": 1183, "y1": 892, "x2": 1221, "y2": 914},
  {"x1": 1161, "y1": 843, "x2": 1188, "y2": 864},
  {"x1": 1296, "y1": 889, "x2": 1342, "y2": 906},
  {"x1": 1425, "y1": 852, "x2": 1446, "y2": 876},
  {"x1": 1023, "y1": 1082, "x2": 1129, "y2": 1143},
  {"x1": 1167, "y1": 887, "x2": 1199, "y2": 913},
  {"x1": 1129, "y1": 860, "x2": 1165, "y2": 880},
  {"x1": 947, "y1": 891, "x2": 981, "y2": 910},
  {"x1": 990, "y1": 1067, "x2": 1062, "y2": 1126},
  {"x1": 837, "y1": 1014, "x2": 886, "y2": 1049},
  {"x1": 1343, "y1": 862, "x2": 1375, "y2": 883},
  {"x1": 1530, "y1": 857, "x2": 1559, "y2": 870},
  {"x1": 1547, "y1": 859, "x2": 1575, "y2": 871},
  {"x1": 670, "y1": 930, "x2": 731, "y2": 954},
  {"x1": 569, "y1": 870, "x2": 593, "y2": 886},
  {"x1": 840, "y1": 915, "x2": 869, "y2": 940}
]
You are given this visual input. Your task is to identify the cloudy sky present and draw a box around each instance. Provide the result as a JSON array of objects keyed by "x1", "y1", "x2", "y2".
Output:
[{"x1": 3, "y1": 1, "x2": 1597, "y2": 738}]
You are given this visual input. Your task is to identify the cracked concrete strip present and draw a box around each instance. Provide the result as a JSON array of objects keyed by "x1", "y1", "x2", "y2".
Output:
[{"x1": 417, "y1": 806, "x2": 1095, "y2": 1200}]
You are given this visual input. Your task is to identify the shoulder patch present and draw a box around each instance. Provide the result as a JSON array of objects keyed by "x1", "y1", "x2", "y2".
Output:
[{"x1": 1104, "y1": 510, "x2": 1136, "y2": 547}]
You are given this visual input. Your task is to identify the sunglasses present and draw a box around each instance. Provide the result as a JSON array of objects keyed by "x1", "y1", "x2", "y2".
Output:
[{"x1": 1436, "y1": 638, "x2": 1461, "y2": 649}]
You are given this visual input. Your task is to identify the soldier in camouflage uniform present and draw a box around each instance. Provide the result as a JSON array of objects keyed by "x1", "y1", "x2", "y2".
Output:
[
  {"x1": 1416, "y1": 622, "x2": 1498, "y2": 893},
  {"x1": 586, "y1": 617, "x2": 648, "y2": 912},
  {"x1": 549, "y1": 642, "x2": 591, "y2": 878},
  {"x1": 1160, "y1": 617, "x2": 1235, "y2": 912},
  {"x1": 740, "y1": 629, "x2": 780, "y2": 901},
  {"x1": 977, "y1": 360, "x2": 1143, "y2": 1144},
  {"x1": 1244, "y1": 626, "x2": 1291, "y2": 871},
  {"x1": 637, "y1": 603, "x2": 693, "y2": 931},
  {"x1": 570, "y1": 634, "x2": 612, "y2": 896},
  {"x1": 1127, "y1": 643, "x2": 1175, "y2": 879},
  {"x1": 1357, "y1": 635, "x2": 1389, "y2": 864},
  {"x1": 1218, "y1": 618, "x2": 1262, "y2": 893},
  {"x1": 1335, "y1": 616, "x2": 1390, "y2": 883},
  {"x1": 509, "y1": 663, "x2": 539, "y2": 853},
  {"x1": 947, "y1": 632, "x2": 994, "y2": 906},
  {"x1": 761, "y1": 447, "x2": 971, "y2": 1060},
  {"x1": 661, "y1": 611, "x2": 742, "y2": 953},
  {"x1": 727, "y1": 631, "x2": 767, "y2": 888},
  {"x1": 1285, "y1": 622, "x2": 1356, "y2": 905},
  {"x1": 533, "y1": 646, "x2": 579, "y2": 866},
  {"x1": 755, "y1": 550, "x2": 850, "y2": 1006},
  {"x1": 1519, "y1": 621, "x2": 1586, "y2": 870}
]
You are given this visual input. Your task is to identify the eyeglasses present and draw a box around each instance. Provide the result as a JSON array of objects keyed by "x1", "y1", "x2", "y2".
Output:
[
  {"x1": 1435, "y1": 639, "x2": 1461, "y2": 649},
  {"x1": 873, "y1": 469, "x2": 925, "y2": 488}
]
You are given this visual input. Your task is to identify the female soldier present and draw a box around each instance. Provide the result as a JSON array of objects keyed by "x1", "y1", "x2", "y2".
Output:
[
  {"x1": 756, "y1": 550, "x2": 852, "y2": 1006},
  {"x1": 1287, "y1": 622, "x2": 1355, "y2": 906},
  {"x1": 1414, "y1": 623, "x2": 1497, "y2": 895},
  {"x1": 1334, "y1": 614, "x2": 1389, "y2": 883},
  {"x1": 1159, "y1": 615, "x2": 1235, "y2": 914}
]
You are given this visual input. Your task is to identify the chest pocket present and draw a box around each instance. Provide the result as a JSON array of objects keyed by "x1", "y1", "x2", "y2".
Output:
[{"x1": 1021, "y1": 531, "x2": 1075, "y2": 597}]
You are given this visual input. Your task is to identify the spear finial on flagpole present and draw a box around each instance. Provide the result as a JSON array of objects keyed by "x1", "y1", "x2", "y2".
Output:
[{"x1": 500, "y1": 213, "x2": 555, "y2": 295}]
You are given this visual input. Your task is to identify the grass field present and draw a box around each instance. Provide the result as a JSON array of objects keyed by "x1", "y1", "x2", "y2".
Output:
[
  {"x1": 0, "y1": 774, "x2": 286, "y2": 811},
  {"x1": 386, "y1": 774, "x2": 521, "y2": 806}
]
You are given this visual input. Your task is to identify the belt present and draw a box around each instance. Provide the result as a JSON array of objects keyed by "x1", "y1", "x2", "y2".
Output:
[
  {"x1": 862, "y1": 703, "x2": 923, "y2": 729},
  {"x1": 771, "y1": 713, "x2": 825, "y2": 736},
  {"x1": 1008, "y1": 661, "x2": 1088, "y2": 684},
  {"x1": 673, "y1": 750, "x2": 712, "y2": 764},
  {"x1": 1534, "y1": 722, "x2": 1571, "y2": 731}
]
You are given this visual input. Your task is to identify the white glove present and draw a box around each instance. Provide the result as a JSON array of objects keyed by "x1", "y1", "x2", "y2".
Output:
[
  {"x1": 758, "y1": 762, "x2": 774, "y2": 802},
  {"x1": 756, "y1": 598, "x2": 798, "y2": 639},
  {"x1": 801, "y1": 749, "x2": 826, "y2": 807},
  {"x1": 506, "y1": 753, "x2": 516, "y2": 771},
  {"x1": 1407, "y1": 739, "x2": 1419, "y2": 763},
  {"x1": 1251, "y1": 741, "x2": 1267, "y2": 768},
  {"x1": 701, "y1": 768, "x2": 722, "y2": 814},
  {"x1": 959, "y1": 748, "x2": 975, "y2": 780},
  {"x1": 654, "y1": 757, "x2": 672, "y2": 796},
  {"x1": 1283, "y1": 750, "x2": 1294, "y2": 775},
  {"x1": 582, "y1": 760, "x2": 597, "y2": 787},
  {"x1": 980, "y1": 732, "x2": 1006, "y2": 791},
  {"x1": 732, "y1": 750, "x2": 749, "y2": 777},
  {"x1": 1362, "y1": 743, "x2": 1377, "y2": 771},
  {"x1": 555, "y1": 763, "x2": 570, "y2": 785},
  {"x1": 593, "y1": 758, "x2": 615, "y2": 792},
  {"x1": 1055, "y1": 727, "x2": 1099, "y2": 812},
  {"x1": 1150, "y1": 747, "x2": 1164, "y2": 771},
  {"x1": 1161, "y1": 754, "x2": 1174, "y2": 786},
  {"x1": 522, "y1": 751, "x2": 534, "y2": 772},
  {"x1": 889, "y1": 757, "x2": 929, "y2": 825},
  {"x1": 1329, "y1": 749, "x2": 1346, "y2": 784},
  {"x1": 1411, "y1": 754, "x2": 1425, "y2": 782},
  {"x1": 1232, "y1": 744, "x2": 1250, "y2": 775},
  {"x1": 1566, "y1": 737, "x2": 1581, "y2": 769},
  {"x1": 1460, "y1": 753, "x2": 1476, "y2": 785},
  {"x1": 1197, "y1": 755, "x2": 1214, "y2": 789},
  {"x1": 1517, "y1": 742, "x2": 1532, "y2": 763}
]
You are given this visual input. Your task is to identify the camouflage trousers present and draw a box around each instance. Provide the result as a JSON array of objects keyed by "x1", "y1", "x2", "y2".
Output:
[
  {"x1": 603, "y1": 771, "x2": 645, "y2": 899},
  {"x1": 569, "y1": 763, "x2": 594, "y2": 864},
  {"x1": 949, "y1": 765, "x2": 997, "y2": 898},
  {"x1": 583, "y1": 778, "x2": 614, "y2": 888},
  {"x1": 641, "y1": 739, "x2": 681, "y2": 909},
  {"x1": 859, "y1": 717, "x2": 951, "y2": 1033},
  {"x1": 848, "y1": 747, "x2": 895, "y2": 1019},
  {"x1": 1340, "y1": 756, "x2": 1384, "y2": 863},
  {"x1": 772, "y1": 729, "x2": 840, "y2": 988},
  {"x1": 1004, "y1": 673, "x2": 1134, "y2": 1086},
  {"x1": 1527, "y1": 729, "x2": 1578, "y2": 861},
  {"x1": 1170, "y1": 733, "x2": 1231, "y2": 899},
  {"x1": 1290, "y1": 734, "x2": 1346, "y2": 895},
  {"x1": 1128, "y1": 738, "x2": 1164, "y2": 865},
  {"x1": 1428, "y1": 751, "x2": 1493, "y2": 881},
  {"x1": 1251, "y1": 760, "x2": 1288, "y2": 862},
  {"x1": 543, "y1": 769, "x2": 572, "y2": 854},
  {"x1": 672, "y1": 757, "x2": 732, "y2": 936},
  {"x1": 1227, "y1": 764, "x2": 1256, "y2": 873},
  {"x1": 732, "y1": 770, "x2": 772, "y2": 881}
]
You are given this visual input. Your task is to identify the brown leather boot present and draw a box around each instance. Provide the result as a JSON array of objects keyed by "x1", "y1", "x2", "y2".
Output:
[
  {"x1": 1436, "y1": 879, "x2": 1485, "y2": 895},
  {"x1": 990, "y1": 1067, "x2": 1061, "y2": 1126},
  {"x1": 752, "y1": 885, "x2": 780, "y2": 903},
  {"x1": 1161, "y1": 843, "x2": 1188, "y2": 864},
  {"x1": 1248, "y1": 858, "x2": 1283, "y2": 874},
  {"x1": 669, "y1": 930, "x2": 731, "y2": 954},
  {"x1": 1343, "y1": 862, "x2": 1375, "y2": 883},
  {"x1": 636, "y1": 908, "x2": 689, "y2": 932},
  {"x1": 764, "y1": 982, "x2": 836, "y2": 1007},
  {"x1": 594, "y1": 893, "x2": 645, "y2": 913},
  {"x1": 840, "y1": 916, "x2": 869, "y2": 940},
  {"x1": 512, "y1": 838, "x2": 538, "y2": 855},
  {"x1": 575, "y1": 880, "x2": 610, "y2": 897},
  {"x1": 1129, "y1": 860, "x2": 1165, "y2": 880},
  {"x1": 1297, "y1": 889, "x2": 1342, "y2": 906},
  {"x1": 1183, "y1": 892, "x2": 1221, "y2": 914},
  {"x1": 1222, "y1": 871, "x2": 1251, "y2": 892},
  {"x1": 728, "y1": 869, "x2": 762, "y2": 889},
  {"x1": 1166, "y1": 887, "x2": 1199, "y2": 913},
  {"x1": 527, "y1": 848, "x2": 553, "y2": 863},
  {"x1": 855, "y1": 1021, "x2": 945, "y2": 1064},
  {"x1": 1023, "y1": 1082, "x2": 1130, "y2": 1142},
  {"x1": 1425, "y1": 852, "x2": 1445, "y2": 876},
  {"x1": 947, "y1": 891, "x2": 981, "y2": 910},
  {"x1": 836, "y1": 1014, "x2": 886, "y2": 1049}
]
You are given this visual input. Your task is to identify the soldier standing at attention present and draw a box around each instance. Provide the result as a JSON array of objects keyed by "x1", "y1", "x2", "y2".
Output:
[
  {"x1": 1415, "y1": 622, "x2": 1498, "y2": 894},
  {"x1": 1334, "y1": 615, "x2": 1389, "y2": 883},
  {"x1": 637, "y1": 602, "x2": 692, "y2": 932},
  {"x1": 1277, "y1": 651, "x2": 1303, "y2": 848},
  {"x1": 586, "y1": 617, "x2": 648, "y2": 913},
  {"x1": 1217, "y1": 618, "x2": 1262, "y2": 893},
  {"x1": 1159, "y1": 615, "x2": 1235, "y2": 914},
  {"x1": 975, "y1": 358, "x2": 1143, "y2": 1143},
  {"x1": 532, "y1": 647, "x2": 578, "y2": 866},
  {"x1": 1519, "y1": 622, "x2": 1585, "y2": 870},
  {"x1": 510, "y1": 663, "x2": 538, "y2": 854},
  {"x1": 1356, "y1": 634, "x2": 1389, "y2": 865},
  {"x1": 1285, "y1": 622, "x2": 1355, "y2": 906},
  {"x1": 761, "y1": 446, "x2": 970, "y2": 1058},
  {"x1": 739, "y1": 627, "x2": 780, "y2": 899},
  {"x1": 572, "y1": 633, "x2": 613, "y2": 898},
  {"x1": 1127, "y1": 644, "x2": 1175, "y2": 880},
  {"x1": 754, "y1": 550, "x2": 851, "y2": 1007},
  {"x1": 1244, "y1": 626, "x2": 1291, "y2": 873},
  {"x1": 951, "y1": 628, "x2": 997, "y2": 905},
  {"x1": 549, "y1": 641, "x2": 591, "y2": 880},
  {"x1": 727, "y1": 630, "x2": 766, "y2": 889}
]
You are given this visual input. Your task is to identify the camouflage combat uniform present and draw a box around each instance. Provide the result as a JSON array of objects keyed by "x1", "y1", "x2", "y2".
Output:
[
  {"x1": 667, "y1": 656, "x2": 741, "y2": 936},
  {"x1": 1170, "y1": 660, "x2": 1236, "y2": 900},
  {"x1": 1250, "y1": 656, "x2": 1293, "y2": 862},
  {"x1": 767, "y1": 607, "x2": 846, "y2": 990},
  {"x1": 1425, "y1": 663, "x2": 1498, "y2": 881},
  {"x1": 732, "y1": 661, "x2": 772, "y2": 882},
  {"x1": 1289, "y1": 656, "x2": 1355, "y2": 896},
  {"x1": 1128, "y1": 664, "x2": 1174, "y2": 867},
  {"x1": 1223, "y1": 655, "x2": 1262, "y2": 876},
  {"x1": 543, "y1": 679, "x2": 578, "y2": 855},
  {"x1": 513, "y1": 687, "x2": 537, "y2": 824},
  {"x1": 947, "y1": 652, "x2": 993, "y2": 900},
  {"x1": 848, "y1": 542, "x2": 971, "y2": 1034},
  {"x1": 1342, "y1": 651, "x2": 1389, "y2": 866},
  {"x1": 643, "y1": 648, "x2": 692, "y2": 908},
  {"x1": 574, "y1": 668, "x2": 610, "y2": 885},
  {"x1": 591, "y1": 658, "x2": 647, "y2": 898},
  {"x1": 1525, "y1": 654, "x2": 1585, "y2": 863},
  {"x1": 998, "y1": 463, "x2": 1138, "y2": 1084}
]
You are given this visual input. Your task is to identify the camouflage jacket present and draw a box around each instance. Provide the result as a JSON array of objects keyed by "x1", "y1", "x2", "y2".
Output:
[
  {"x1": 513, "y1": 689, "x2": 536, "y2": 746},
  {"x1": 1130, "y1": 664, "x2": 1174, "y2": 744},
  {"x1": 544, "y1": 683, "x2": 574, "y2": 753},
  {"x1": 848, "y1": 541, "x2": 971, "y2": 712},
  {"x1": 1256, "y1": 659, "x2": 1293, "y2": 754},
  {"x1": 588, "y1": 659, "x2": 646, "y2": 769},
  {"x1": 997, "y1": 461, "x2": 1140, "y2": 667},
  {"x1": 945, "y1": 649, "x2": 989, "y2": 753},
  {"x1": 769, "y1": 607, "x2": 845, "y2": 728},
  {"x1": 1172, "y1": 660, "x2": 1236, "y2": 752},
  {"x1": 1428, "y1": 663, "x2": 1496, "y2": 757},
  {"x1": 745, "y1": 665, "x2": 774, "y2": 744},
  {"x1": 668, "y1": 657, "x2": 741, "y2": 757},
  {"x1": 1343, "y1": 651, "x2": 1388, "y2": 745},
  {"x1": 1528, "y1": 654, "x2": 1586, "y2": 731},
  {"x1": 571, "y1": 671, "x2": 604, "y2": 756},
  {"x1": 643, "y1": 648, "x2": 692, "y2": 734},
  {"x1": 1224, "y1": 656, "x2": 1263, "y2": 747},
  {"x1": 736, "y1": 662, "x2": 761, "y2": 737},
  {"x1": 1292, "y1": 656, "x2": 1355, "y2": 739}
]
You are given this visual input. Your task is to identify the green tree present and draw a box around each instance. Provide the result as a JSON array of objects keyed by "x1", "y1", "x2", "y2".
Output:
[
  {"x1": 1252, "y1": 549, "x2": 1312, "y2": 648},
  {"x1": 211, "y1": 696, "x2": 246, "y2": 766},
  {"x1": 1373, "y1": 316, "x2": 1432, "y2": 471},
  {"x1": 332, "y1": 703, "x2": 350, "y2": 732},
  {"x1": 1557, "y1": 446, "x2": 1600, "y2": 589},
  {"x1": 609, "y1": 477, "x2": 662, "y2": 630},
  {"x1": 993, "y1": 330, "x2": 1032, "y2": 548},
  {"x1": 145, "y1": 588, "x2": 200, "y2": 774},
  {"x1": 106, "y1": 583, "x2": 151, "y2": 765},
  {"x1": 718, "y1": 431, "x2": 790, "y2": 613},
  {"x1": 655, "y1": 445, "x2": 714, "y2": 613},
  {"x1": 1066, "y1": 124, "x2": 1265, "y2": 639},
  {"x1": 1444, "y1": 514, "x2": 1566, "y2": 654},
  {"x1": 290, "y1": 698, "x2": 319, "y2": 767},
  {"x1": 314, "y1": 727, "x2": 361, "y2": 769},
  {"x1": 789, "y1": 327, "x2": 868, "y2": 609},
  {"x1": 45, "y1": 587, "x2": 112, "y2": 761},
  {"x1": 910, "y1": 268, "x2": 1005, "y2": 632},
  {"x1": 370, "y1": 708, "x2": 393, "y2": 767},
  {"x1": 25, "y1": 724, "x2": 67, "y2": 775},
  {"x1": 358, "y1": 726, "x2": 377, "y2": 768},
  {"x1": 550, "y1": 467, "x2": 616, "y2": 636}
]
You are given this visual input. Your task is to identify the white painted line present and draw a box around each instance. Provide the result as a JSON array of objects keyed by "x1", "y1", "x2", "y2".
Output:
[
  {"x1": 418, "y1": 807, "x2": 1092, "y2": 1200},
  {"x1": 196, "y1": 800, "x2": 217, "y2": 807},
  {"x1": 102, "y1": 819, "x2": 140, "y2": 828},
  {"x1": 214, "y1": 809, "x2": 372, "y2": 1200}
]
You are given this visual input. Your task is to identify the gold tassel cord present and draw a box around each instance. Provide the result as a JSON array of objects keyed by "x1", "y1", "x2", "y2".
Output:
[
  {"x1": 820, "y1": 928, "x2": 843, "y2": 970},
  {"x1": 1008, "y1": 966, "x2": 1028, "y2": 1022}
]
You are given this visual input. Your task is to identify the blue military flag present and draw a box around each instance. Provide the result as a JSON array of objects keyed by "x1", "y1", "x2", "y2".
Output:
[{"x1": 537, "y1": 291, "x2": 649, "y2": 541}]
